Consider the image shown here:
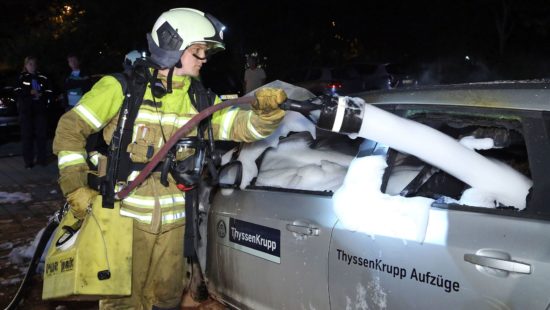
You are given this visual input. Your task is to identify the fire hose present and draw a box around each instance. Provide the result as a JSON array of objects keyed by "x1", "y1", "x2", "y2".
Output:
[
  {"x1": 114, "y1": 95, "x2": 321, "y2": 200},
  {"x1": 115, "y1": 96, "x2": 257, "y2": 200}
]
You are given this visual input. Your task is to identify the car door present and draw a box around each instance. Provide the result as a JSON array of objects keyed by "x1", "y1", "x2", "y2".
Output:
[
  {"x1": 208, "y1": 190, "x2": 336, "y2": 310},
  {"x1": 328, "y1": 107, "x2": 550, "y2": 309}
]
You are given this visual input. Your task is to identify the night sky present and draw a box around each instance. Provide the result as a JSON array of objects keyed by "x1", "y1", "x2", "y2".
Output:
[{"x1": 1, "y1": 0, "x2": 550, "y2": 89}]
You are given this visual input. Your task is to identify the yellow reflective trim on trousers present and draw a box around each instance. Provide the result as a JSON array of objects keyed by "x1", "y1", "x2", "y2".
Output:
[
  {"x1": 247, "y1": 111, "x2": 267, "y2": 139},
  {"x1": 219, "y1": 106, "x2": 239, "y2": 140},
  {"x1": 122, "y1": 194, "x2": 185, "y2": 209},
  {"x1": 58, "y1": 151, "x2": 86, "y2": 169},
  {"x1": 74, "y1": 104, "x2": 103, "y2": 130},
  {"x1": 119, "y1": 208, "x2": 185, "y2": 224}
]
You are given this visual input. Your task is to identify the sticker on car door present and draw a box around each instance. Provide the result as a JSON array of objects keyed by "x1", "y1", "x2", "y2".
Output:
[
  {"x1": 336, "y1": 248, "x2": 460, "y2": 293},
  {"x1": 217, "y1": 217, "x2": 281, "y2": 263}
]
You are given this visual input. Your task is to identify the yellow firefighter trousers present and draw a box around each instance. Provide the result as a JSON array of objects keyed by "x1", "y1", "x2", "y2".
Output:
[{"x1": 99, "y1": 223, "x2": 187, "y2": 309}]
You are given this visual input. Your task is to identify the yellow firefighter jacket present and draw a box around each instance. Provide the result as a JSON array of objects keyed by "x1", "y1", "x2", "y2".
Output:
[{"x1": 53, "y1": 74, "x2": 283, "y2": 233}]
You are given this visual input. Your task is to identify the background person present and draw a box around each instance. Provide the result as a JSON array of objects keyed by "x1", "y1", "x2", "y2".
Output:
[
  {"x1": 14, "y1": 56, "x2": 53, "y2": 168},
  {"x1": 244, "y1": 55, "x2": 266, "y2": 93},
  {"x1": 53, "y1": 8, "x2": 287, "y2": 309},
  {"x1": 64, "y1": 53, "x2": 91, "y2": 110}
]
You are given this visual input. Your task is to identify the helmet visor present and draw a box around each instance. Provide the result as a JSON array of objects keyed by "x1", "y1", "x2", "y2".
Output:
[{"x1": 147, "y1": 33, "x2": 184, "y2": 69}]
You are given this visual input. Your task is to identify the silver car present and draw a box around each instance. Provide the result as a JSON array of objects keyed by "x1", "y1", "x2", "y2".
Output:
[{"x1": 197, "y1": 82, "x2": 550, "y2": 309}]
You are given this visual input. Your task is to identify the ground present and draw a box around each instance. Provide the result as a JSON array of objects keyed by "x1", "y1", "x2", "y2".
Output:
[{"x1": 0, "y1": 180, "x2": 98, "y2": 309}]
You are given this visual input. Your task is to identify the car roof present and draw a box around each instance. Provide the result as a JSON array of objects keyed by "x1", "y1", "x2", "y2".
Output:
[{"x1": 356, "y1": 80, "x2": 550, "y2": 112}]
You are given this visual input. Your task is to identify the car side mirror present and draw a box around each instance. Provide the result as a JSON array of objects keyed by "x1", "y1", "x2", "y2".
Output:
[{"x1": 218, "y1": 161, "x2": 243, "y2": 189}]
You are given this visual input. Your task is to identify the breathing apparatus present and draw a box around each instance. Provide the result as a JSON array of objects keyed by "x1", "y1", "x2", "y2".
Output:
[{"x1": 123, "y1": 50, "x2": 147, "y2": 72}]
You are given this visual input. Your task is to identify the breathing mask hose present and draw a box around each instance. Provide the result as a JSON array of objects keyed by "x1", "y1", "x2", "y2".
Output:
[
  {"x1": 115, "y1": 96, "x2": 256, "y2": 200},
  {"x1": 4, "y1": 216, "x2": 60, "y2": 310}
]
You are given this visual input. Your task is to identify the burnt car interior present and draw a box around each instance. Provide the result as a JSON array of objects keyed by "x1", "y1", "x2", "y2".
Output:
[{"x1": 381, "y1": 108, "x2": 530, "y2": 212}]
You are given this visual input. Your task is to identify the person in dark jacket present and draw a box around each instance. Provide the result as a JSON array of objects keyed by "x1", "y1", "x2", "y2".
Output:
[
  {"x1": 64, "y1": 53, "x2": 91, "y2": 110},
  {"x1": 14, "y1": 56, "x2": 53, "y2": 168}
]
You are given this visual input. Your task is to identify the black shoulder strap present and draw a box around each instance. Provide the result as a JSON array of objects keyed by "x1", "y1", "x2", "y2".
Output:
[
  {"x1": 188, "y1": 78, "x2": 214, "y2": 112},
  {"x1": 188, "y1": 78, "x2": 216, "y2": 138},
  {"x1": 114, "y1": 70, "x2": 148, "y2": 183},
  {"x1": 111, "y1": 73, "x2": 129, "y2": 95},
  {"x1": 101, "y1": 69, "x2": 148, "y2": 208}
]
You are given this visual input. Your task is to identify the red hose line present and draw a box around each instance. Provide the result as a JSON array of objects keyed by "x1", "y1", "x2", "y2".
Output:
[{"x1": 115, "y1": 96, "x2": 255, "y2": 200}]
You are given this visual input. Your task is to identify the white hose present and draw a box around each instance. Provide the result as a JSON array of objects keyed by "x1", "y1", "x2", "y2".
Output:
[{"x1": 355, "y1": 100, "x2": 532, "y2": 209}]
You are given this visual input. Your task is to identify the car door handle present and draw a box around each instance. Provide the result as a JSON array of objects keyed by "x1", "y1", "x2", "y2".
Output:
[
  {"x1": 286, "y1": 223, "x2": 320, "y2": 236},
  {"x1": 464, "y1": 254, "x2": 531, "y2": 274}
]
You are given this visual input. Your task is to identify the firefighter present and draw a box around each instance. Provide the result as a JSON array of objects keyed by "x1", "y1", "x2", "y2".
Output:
[{"x1": 53, "y1": 8, "x2": 287, "y2": 310}]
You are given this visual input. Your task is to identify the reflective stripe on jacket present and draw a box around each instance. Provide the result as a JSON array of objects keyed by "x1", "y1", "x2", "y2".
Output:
[{"x1": 53, "y1": 74, "x2": 283, "y2": 233}]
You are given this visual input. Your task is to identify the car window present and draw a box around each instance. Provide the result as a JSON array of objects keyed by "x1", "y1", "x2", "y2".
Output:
[{"x1": 382, "y1": 108, "x2": 531, "y2": 213}]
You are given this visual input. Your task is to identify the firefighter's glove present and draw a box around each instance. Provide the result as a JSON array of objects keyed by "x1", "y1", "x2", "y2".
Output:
[
  {"x1": 253, "y1": 88, "x2": 287, "y2": 120},
  {"x1": 66, "y1": 187, "x2": 98, "y2": 220}
]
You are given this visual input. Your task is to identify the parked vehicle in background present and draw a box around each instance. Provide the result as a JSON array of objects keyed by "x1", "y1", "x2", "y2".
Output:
[
  {"x1": 340, "y1": 62, "x2": 421, "y2": 90},
  {"x1": 385, "y1": 62, "x2": 420, "y2": 88},
  {"x1": 0, "y1": 74, "x2": 65, "y2": 138},
  {"x1": 282, "y1": 66, "x2": 365, "y2": 96},
  {"x1": 284, "y1": 62, "x2": 421, "y2": 96},
  {"x1": 418, "y1": 56, "x2": 495, "y2": 86},
  {"x1": 197, "y1": 81, "x2": 550, "y2": 309},
  {"x1": 0, "y1": 84, "x2": 18, "y2": 128},
  {"x1": 338, "y1": 63, "x2": 392, "y2": 90}
]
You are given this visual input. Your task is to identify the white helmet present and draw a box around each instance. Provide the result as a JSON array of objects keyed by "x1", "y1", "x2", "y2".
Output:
[{"x1": 147, "y1": 8, "x2": 226, "y2": 69}]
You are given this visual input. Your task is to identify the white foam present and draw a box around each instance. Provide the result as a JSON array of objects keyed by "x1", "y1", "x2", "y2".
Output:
[
  {"x1": 333, "y1": 156, "x2": 433, "y2": 242},
  {"x1": 237, "y1": 111, "x2": 317, "y2": 189},
  {"x1": 459, "y1": 136, "x2": 495, "y2": 150},
  {"x1": 256, "y1": 135, "x2": 353, "y2": 191},
  {"x1": 0, "y1": 191, "x2": 32, "y2": 204}
]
